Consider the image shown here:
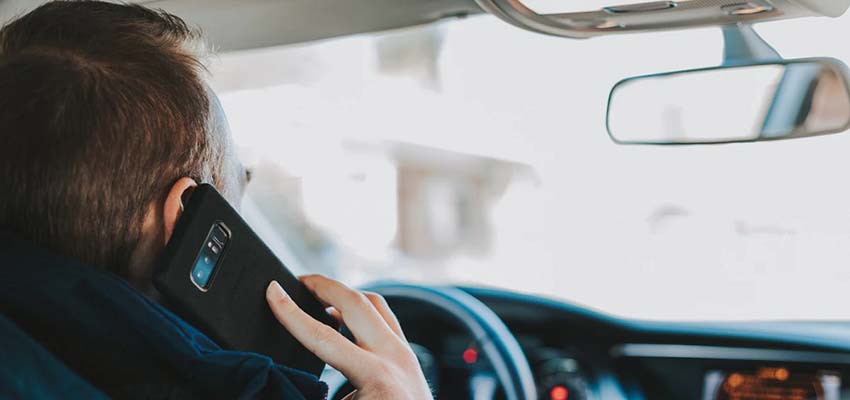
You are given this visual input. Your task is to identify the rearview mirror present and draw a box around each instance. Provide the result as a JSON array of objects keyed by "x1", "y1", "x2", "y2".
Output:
[{"x1": 606, "y1": 59, "x2": 850, "y2": 145}]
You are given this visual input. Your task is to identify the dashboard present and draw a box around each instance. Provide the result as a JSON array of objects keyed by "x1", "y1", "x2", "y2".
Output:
[{"x1": 327, "y1": 286, "x2": 850, "y2": 400}]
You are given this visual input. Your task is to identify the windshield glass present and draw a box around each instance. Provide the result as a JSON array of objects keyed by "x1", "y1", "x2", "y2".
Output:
[{"x1": 210, "y1": 14, "x2": 850, "y2": 321}]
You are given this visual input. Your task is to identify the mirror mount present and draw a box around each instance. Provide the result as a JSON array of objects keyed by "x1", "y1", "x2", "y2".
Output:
[{"x1": 722, "y1": 23, "x2": 782, "y2": 66}]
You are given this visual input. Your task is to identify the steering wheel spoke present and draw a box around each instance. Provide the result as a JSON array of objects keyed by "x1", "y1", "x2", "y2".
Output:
[{"x1": 364, "y1": 283, "x2": 537, "y2": 400}]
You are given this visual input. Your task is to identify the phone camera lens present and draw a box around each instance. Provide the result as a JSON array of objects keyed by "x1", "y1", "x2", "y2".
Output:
[{"x1": 204, "y1": 256, "x2": 211, "y2": 264}]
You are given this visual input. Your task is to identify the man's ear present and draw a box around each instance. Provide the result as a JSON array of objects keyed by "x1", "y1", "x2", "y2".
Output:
[{"x1": 163, "y1": 177, "x2": 198, "y2": 244}]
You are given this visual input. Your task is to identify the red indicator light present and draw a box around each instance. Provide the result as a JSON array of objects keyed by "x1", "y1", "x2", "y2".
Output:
[
  {"x1": 550, "y1": 385, "x2": 569, "y2": 400},
  {"x1": 462, "y1": 348, "x2": 478, "y2": 364}
]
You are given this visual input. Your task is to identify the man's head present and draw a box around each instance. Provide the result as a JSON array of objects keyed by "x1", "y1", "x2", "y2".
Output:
[{"x1": 0, "y1": 1, "x2": 246, "y2": 292}]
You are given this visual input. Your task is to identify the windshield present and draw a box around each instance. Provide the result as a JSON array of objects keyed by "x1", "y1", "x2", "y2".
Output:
[{"x1": 210, "y1": 14, "x2": 850, "y2": 321}]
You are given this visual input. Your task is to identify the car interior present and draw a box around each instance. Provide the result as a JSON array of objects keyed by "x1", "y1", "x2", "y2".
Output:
[{"x1": 4, "y1": 0, "x2": 850, "y2": 399}]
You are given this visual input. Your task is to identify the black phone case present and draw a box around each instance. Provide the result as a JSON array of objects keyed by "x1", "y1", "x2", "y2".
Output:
[{"x1": 154, "y1": 184, "x2": 335, "y2": 377}]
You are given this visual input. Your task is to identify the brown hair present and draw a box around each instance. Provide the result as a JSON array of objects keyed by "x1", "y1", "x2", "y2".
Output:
[{"x1": 0, "y1": 1, "x2": 225, "y2": 274}]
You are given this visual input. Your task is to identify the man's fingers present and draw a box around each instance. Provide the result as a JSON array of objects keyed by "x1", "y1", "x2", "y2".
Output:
[
  {"x1": 300, "y1": 275, "x2": 398, "y2": 349},
  {"x1": 362, "y1": 291, "x2": 406, "y2": 341},
  {"x1": 325, "y1": 306, "x2": 344, "y2": 326},
  {"x1": 265, "y1": 281, "x2": 369, "y2": 383},
  {"x1": 269, "y1": 279, "x2": 433, "y2": 399}
]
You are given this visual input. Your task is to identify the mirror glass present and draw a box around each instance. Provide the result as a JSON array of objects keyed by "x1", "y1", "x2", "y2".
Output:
[{"x1": 607, "y1": 59, "x2": 850, "y2": 144}]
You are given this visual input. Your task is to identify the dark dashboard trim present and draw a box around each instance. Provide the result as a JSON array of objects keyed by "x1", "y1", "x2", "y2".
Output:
[
  {"x1": 611, "y1": 343, "x2": 850, "y2": 365},
  {"x1": 462, "y1": 286, "x2": 850, "y2": 354}
]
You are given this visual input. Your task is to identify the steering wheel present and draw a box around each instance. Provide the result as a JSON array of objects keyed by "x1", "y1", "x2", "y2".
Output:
[{"x1": 323, "y1": 283, "x2": 537, "y2": 400}]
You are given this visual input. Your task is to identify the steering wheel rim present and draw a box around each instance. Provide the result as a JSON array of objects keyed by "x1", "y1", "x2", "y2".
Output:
[{"x1": 364, "y1": 283, "x2": 537, "y2": 400}]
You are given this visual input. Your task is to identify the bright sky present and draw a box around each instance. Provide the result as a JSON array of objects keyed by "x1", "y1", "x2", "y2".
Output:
[{"x1": 212, "y1": 12, "x2": 850, "y2": 321}]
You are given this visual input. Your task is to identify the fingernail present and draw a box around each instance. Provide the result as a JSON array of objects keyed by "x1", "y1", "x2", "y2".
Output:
[{"x1": 266, "y1": 281, "x2": 289, "y2": 301}]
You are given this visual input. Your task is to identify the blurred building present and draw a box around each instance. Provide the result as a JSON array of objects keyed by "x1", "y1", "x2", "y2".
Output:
[
  {"x1": 247, "y1": 140, "x2": 536, "y2": 268},
  {"x1": 375, "y1": 142, "x2": 534, "y2": 260}
]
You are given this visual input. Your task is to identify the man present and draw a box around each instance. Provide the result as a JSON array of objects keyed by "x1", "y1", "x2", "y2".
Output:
[{"x1": 0, "y1": 1, "x2": 431, "y2": 399}]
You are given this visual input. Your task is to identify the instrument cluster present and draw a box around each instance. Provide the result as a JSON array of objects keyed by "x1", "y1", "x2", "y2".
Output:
[{"x1": 705, "y1": 367, "x2": 842, "y2": 400}]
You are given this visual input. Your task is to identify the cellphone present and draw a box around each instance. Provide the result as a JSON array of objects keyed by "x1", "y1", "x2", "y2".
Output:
[{"x1": 154, "y1": 183, "x2": 336, "y2": 377}]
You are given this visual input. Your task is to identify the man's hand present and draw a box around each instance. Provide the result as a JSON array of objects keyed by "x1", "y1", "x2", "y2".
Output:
[{"x1": 266, "y1": 275, "x2": 433, "y2": 400}]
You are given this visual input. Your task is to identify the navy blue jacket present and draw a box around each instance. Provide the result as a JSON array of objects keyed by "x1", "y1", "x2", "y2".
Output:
[{"x1": 0, "y1": 232, "x2": 327, "y2": 399}]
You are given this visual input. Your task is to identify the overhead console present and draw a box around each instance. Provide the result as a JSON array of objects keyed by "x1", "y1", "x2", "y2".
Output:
[{"x1": 473, "y1": 0, "x2": 850, "y2": 38}]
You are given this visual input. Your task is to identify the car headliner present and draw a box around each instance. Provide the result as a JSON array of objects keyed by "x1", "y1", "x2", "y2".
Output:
[{"x1": 0, "y1": 0, "x2": 483, "y2": 52}]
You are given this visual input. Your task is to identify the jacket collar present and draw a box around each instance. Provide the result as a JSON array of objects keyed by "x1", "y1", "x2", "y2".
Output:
[{"x1": 0, "y1": 231, "x2": 327, "y2": 399}]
